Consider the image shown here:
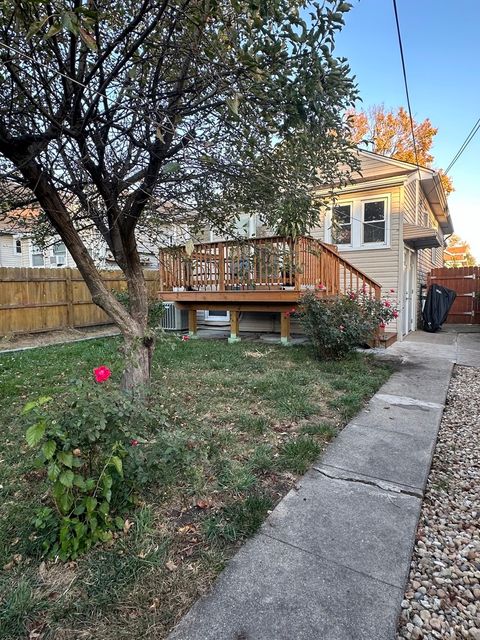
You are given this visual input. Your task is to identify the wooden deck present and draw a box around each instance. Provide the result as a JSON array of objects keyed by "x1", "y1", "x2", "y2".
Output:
[{"x1": 158, "y1": 236, "x2": 381, "y2": 342}]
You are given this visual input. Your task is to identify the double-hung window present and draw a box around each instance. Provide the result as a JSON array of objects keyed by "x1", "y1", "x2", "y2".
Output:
[
  {"x1": 328, "y1": 195, "x2": 389, "y2": 250},
  {"x1": 31, "y1": 245, "x2": 45, "y2": 267},
  {"x1": 331, "y1": 204, "x2": 352, "y2": 245},
  {"x1": 362, "y1": 199, "x2": 386, "y2": 245}
]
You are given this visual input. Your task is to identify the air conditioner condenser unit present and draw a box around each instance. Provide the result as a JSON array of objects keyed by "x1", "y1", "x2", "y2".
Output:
[{"x1": 161, "y1": 302, "x2": 189, "y2": 331}]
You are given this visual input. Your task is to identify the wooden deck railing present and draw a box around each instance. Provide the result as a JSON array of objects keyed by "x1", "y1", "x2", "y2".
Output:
[{"x1": 159, "y1": 236, "x2": 381, "y2": 298}]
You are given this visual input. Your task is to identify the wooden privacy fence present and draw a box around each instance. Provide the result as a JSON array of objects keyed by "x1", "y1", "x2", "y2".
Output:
[
  {"x1": 0, "y1": 267, "x2": 159, "y2": 336},
  {"x1": 429, "y1": 266, "x2": 480, "y2": 324}
]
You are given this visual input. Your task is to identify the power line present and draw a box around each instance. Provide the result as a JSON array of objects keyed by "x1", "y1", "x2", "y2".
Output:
[
  {"x1": 444, "y1": 117, "x2": 480, "y2": 175},
  {"x1": 392, "y1": 0, "x2": 420, "y2": 175}
]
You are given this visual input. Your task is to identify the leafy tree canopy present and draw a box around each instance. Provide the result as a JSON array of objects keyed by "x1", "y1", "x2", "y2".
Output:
[
  {"x1": 348, "y1": 105, "x2": 454, "y2": 194},
  {"x1": 0, "y1": 0, "x2": 359, "y2": 387}
]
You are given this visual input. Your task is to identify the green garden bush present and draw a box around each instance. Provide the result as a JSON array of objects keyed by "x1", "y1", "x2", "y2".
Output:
[{"x1": 297, "y1": 287, "x2": 398, "y2": 359}]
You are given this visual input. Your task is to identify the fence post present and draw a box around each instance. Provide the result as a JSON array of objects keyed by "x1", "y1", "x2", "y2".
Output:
[{"x1": 65, "y1": 267, "x2": 75, "y2": 328}]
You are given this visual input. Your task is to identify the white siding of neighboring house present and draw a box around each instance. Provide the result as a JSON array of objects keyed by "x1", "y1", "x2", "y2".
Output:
[{"x1": 0, "y1": 233, "x2": 24, "y2": 267}]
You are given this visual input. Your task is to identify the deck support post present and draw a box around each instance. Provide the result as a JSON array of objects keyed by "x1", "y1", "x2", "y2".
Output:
[
  {"x1": 280, "y1": 311, "x2": 291, "y2": 345},
  {"x1": 188, "y1": 308, "x2": 198, "y2": 339},
  {"x1": 228, "y1": 310, "x2": 241, "y2": 343}
]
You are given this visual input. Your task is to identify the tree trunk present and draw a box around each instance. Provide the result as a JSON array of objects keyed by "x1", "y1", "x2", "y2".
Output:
[{"x1": 122, "y1": 331, "x2": 154, "y2": 393}]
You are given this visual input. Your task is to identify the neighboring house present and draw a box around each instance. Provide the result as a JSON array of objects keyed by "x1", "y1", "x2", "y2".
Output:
[
  {"x1": 0, "y1": 216, "x2": 163, "y2": 271},
  {"x1": 160, "y1": 150, "x2": 453, "y2": 342},
  {"x1": 444, "y1": 243, "x2": 474, "y2": 268}
]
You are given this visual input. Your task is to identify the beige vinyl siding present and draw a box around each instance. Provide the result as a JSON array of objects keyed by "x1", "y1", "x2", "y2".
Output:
[
  {"x1": 353, "y1": 155, "x2": 411, "y2": 181},
  {"x1": 403, "y1": 179, "x2": 417, "y2": 224}
]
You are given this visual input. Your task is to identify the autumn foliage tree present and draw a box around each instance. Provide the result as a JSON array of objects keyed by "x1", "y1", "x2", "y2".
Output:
[
  {"x1": 348, "y1": 105, "x2": 454, "y2": 194},
  {"x1": 0, "y1": 0, "x2": 359, "y2": 390}
]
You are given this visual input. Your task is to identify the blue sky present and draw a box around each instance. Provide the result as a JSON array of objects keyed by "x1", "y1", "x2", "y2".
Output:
[{"x1": 334, "y1": 0, "x2": 480, "y2": 259}]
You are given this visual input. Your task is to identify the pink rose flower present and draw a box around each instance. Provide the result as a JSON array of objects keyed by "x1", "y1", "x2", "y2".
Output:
[
  {"x1": 130, "y1": 439, "x2": 139, "y2": 447},
  {"x1": 390, "y1": 288, "x2": 395, "y2": 293},
  {"x1": 384, "y1": 300, "x2": 391, "y2": 308},
  {"x1": 181, "y1": 335, "x2": 190, "y2": 341},
  {"x1": 93, "y1": 365, "x2": 111, "y2": 383},
  {"x1": 339, "y1": 325, "x2": 345, "y2": 332},
  {"x1": 393, "y1": 310, "x2": 399, "y2": 318}
]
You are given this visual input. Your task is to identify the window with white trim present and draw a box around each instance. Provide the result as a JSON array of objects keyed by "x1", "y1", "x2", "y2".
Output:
[
  {"x1": 362, "y1": 200, "x2": 386, "y2": 244},
  {"x1": 14, "y1": 238, "x2": 22, "y2": 254},
  {"x1": 327, "y1": 195, "x2": 390, "y2": 250},
  {"x1": 331, "y1": 204, "x2": 352, "y2": 245},
  {"x1": 31, "y1": 245, "x2": 45, "y2": 267}
]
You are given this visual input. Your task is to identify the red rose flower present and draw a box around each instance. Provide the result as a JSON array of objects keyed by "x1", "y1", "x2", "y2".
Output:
[
  {"x1": 181, "y1": 335, "x2": 190, "y2": 341},
  {"x1": 384, "y1": 300, "x2": 391, "y2": 308},
  {"x1": 130, "y1": 439, "x2": 139, "y2": 447},
  {"x1": 93, "y1": 365, "x2": 111, "y2": 383},
  {"x1": 349, "y1": 292, "x2": 356, "y2": 300},
  {"x1": 379, "y1": 322, "x2": 386, "y2": 329},
  {"x1": 393, "y1": 310, "x2": 399, "y2": 318},
  {"x1": 284, "y1": 311, "x2": 291, "y2": 318},
  {"x1": 390, "y1": 288, "x2": 395, "y2": 293}
]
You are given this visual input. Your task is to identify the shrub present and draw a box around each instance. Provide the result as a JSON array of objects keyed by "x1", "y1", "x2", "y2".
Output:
[
  {"x1": 23, "y1": 366, "x2": 154, "y2": 561},
  {"x1": 297, "y1": 288, "x2": 398, "y2": 359}
]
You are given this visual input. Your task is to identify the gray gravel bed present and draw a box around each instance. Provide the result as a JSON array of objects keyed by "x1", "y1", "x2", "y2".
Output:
[{"x1": 397, "y1": 365, "x2": 480, "y2": 640}]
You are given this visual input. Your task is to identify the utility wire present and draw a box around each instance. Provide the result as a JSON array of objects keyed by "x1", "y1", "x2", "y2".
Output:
[
  {"x1": 392, "y1": 0, "x2": 421, "y2": 176},
  {"x1": 444, "y1": 117, "x2": 480, "y2": 175}
]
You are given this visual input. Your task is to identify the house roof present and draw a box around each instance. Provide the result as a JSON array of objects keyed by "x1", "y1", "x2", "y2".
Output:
[{"x1": 356, "y1": 150, "x2": 453, "y2": 234}]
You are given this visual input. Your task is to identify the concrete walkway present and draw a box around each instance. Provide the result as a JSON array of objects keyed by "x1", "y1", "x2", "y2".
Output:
[{"x1": 168, "y1": 329, "x2": 477, "y2": 640}]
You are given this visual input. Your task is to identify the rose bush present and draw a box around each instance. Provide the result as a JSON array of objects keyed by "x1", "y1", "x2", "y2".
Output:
[
  {"x1": 23, "y1": 366, "x2": 163, "y2": 561},
  {"x1": 297, "y1": 288, "x2": 398, "y2": 359}
]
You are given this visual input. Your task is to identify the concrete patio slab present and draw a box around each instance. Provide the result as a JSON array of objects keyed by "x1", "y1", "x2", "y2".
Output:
[
  {"x1": 169, "y1": 534, "x2": 403, "y2": 640},
  {"x1": 318, "y1": 422, "x2": 437, "y2": 492},
  {"x1": 262, "y1": 469, "x2": 421, "y2": 587}
]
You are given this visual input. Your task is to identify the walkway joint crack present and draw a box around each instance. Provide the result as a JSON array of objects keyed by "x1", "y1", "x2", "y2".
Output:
[{"x1": 312, "y1": 466, "x2": 423, "y2": 499}]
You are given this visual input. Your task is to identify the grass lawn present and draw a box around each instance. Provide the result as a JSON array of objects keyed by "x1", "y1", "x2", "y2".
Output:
[{"x1": 0, "y1": 336, "x2": 392, "y2": 639}]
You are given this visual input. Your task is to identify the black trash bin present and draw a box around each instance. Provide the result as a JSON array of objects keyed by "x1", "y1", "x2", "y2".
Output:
[{"x1": 422, "y1": 284, "x2": 457, "y2": 333}]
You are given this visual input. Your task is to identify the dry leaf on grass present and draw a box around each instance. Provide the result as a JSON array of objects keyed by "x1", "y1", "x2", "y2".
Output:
[{"x1": 165, "y1": 560, "x2": 177, "y2": 572}]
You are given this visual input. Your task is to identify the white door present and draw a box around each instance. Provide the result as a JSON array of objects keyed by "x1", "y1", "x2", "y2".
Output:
[{"x1": 403, "y1": 247, "x2": 416, "y2": 335}]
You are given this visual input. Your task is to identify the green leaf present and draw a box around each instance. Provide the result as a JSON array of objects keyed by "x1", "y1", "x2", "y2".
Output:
[
  {"x1": 110, "y1": 456, "x2": 123, "y2": 477},
  {"x1": 26, "y1": 421, "x2": 46, "y2": 447},
  {"x1": 58, "y1": 492, "x2": 73, "y2": 514},
  {"x1": 22, "y1": 396, "x2": 52, "y2": 415},
  {"x1": 59, "y1": 470, "x2": 74, "y2": 488},
  {"x1": 73, "y1": 474, "x2": 86, "y2": 490},
  {"x1": 98, "y1": 501, "x2": 109, "y2": 516},
  {"x1": 85, "y1": 496, "x2": 97, "y2": 513},
  {"x1": 61, "y1": 11, "x2": 80, "y2": 36},
  {"x1": 42, "y1": 440, "x2": 56, "y2": 460},
  {"x1": 44, "y1": 22, "x2": 62, "y2": 39},
  {"x1": 57, "y1": 451, "x2": 73, "y2": 468},
  {"x1": 47, "y1": 461, "x2": 61, "y2": 481},
  {"x1": 26, "y1": 16, "x2": 49, "y2": 39},
  {"x1": 79, "y1": 27, "x2": 97, "y2": 51},
  {"x1": 163, "y1": 161, "x2": 180, "y2": 174},
  {"x1": 114, "y1": 516, "x2": 124, "y2": 530},
  {"x1": 85, "y1": 478, "x2": 96, "y2": 491}
]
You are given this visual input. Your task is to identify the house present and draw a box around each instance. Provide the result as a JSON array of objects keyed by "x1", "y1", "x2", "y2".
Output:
[
  {"x1": 444, "y1": 242, "x2": 474, "y2": 268},
  {"x1": 0, "y1": 212, "x2": 162, "y2": 271},
  {"x1": 158, "y1": 150, "x2": 453, "y2": 343},
  {"x1": 315, "y1": 150, "x2": 453, "y2": 337}
]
